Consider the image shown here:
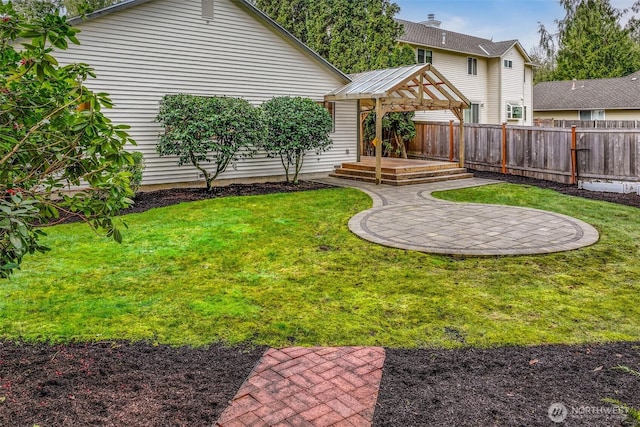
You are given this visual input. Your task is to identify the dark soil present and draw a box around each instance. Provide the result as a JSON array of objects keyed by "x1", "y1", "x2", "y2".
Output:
[
  {"x1": 123, "y1": 181, "x2": 334, "y2": 215},
  {"x1": 0, "y1": 342, "x2": 266, "y2": 426},
  {"x1": 44, "y1": 181, "x2": 334, "y2": 226},
  {"x1": 374, "y1": 342, "x2": 640, "y2": 427},
  {"x1": 472, "y1": 170, "x2": 640, "y2": 209}
]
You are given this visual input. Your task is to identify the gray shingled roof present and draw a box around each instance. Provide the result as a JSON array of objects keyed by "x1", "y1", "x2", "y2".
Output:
[
  {"x1": 396, "y1": 19, "x2": 522, "y2": 58},
  {"x1": 533, "y1": 72, "x2": 640, "y2": 111}
]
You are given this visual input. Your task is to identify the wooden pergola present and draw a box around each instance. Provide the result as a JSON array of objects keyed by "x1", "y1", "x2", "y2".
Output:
[{"x1": 325, "y1": 64, "x2": 470, "y2": 184}]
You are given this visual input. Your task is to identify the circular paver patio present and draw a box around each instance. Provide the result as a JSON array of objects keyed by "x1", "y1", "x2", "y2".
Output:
[{"x1": 317, "y1": 177, "x2": 600, "y2": 256}]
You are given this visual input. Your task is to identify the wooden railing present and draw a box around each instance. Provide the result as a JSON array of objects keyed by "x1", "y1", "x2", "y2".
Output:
[{"x1": 409, "y1": 121, "x2": 640, "y2": 184}]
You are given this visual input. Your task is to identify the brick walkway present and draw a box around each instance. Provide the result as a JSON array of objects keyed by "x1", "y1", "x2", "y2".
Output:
[
  {"x1": 316, "y1": 177, "x2": 600, "y2": 256},
  {"x1": 215, "y1": 347, "x2": 385, "y2": 427}
]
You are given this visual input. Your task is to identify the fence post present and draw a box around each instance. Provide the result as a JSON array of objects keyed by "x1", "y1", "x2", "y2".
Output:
[
  {"x1": 570, "y1": 126, "x2": 577, "y2": 184},
  {"x1": 501, "y1": 122, "x2": 507, "y2": 174},
  {"x1": 449, "y1": 120, "x2": 454, "y2": 162}
]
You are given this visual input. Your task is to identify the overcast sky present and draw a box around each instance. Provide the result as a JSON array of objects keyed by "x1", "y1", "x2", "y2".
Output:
[{"x1": 394, "y1": 0, "x2": 638, "y2": 52}]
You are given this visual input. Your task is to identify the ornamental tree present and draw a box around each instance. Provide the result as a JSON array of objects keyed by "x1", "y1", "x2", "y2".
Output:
[
  {"x1": 156, "y1": 94, "x2": 264, "y2": 191},
  {"x1": 0, "y1": 3, "x2": 137, "y2": 278},
  {"x1": 12, "y1": 0, "x2": 122, "y2": 20},
  {"x1": 363, "y1": 112, "x2": 416, "y2": 158},
  {"x1": 261, "y1": 97, "x2": 333, "y2": 184}
]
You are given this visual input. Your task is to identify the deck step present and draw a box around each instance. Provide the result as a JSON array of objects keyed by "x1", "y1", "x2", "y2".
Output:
[
  {"x1": 339, "y1": 162, "x2": 458, "y2": 174},
  {"x1": 329, "y1": 172, "x2": 474, "y2": 186},
  {"x1": 333, "y1": 167, "x2": 469, "y2": 181}
]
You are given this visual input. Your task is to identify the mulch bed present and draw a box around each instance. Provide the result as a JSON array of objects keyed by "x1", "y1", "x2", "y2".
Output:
[
  {"x1": 374, "y1": 342, "x2": 640, "y2": 427},
  {"x1": 0, "y1": 342, "x2": 266, "y2": 426},
  {"x1": 3, "y1": 174, "x2": 638, "y2": 425},
  {"x1": 121, "y1": 181, "x2": 335, "y2": 215}
]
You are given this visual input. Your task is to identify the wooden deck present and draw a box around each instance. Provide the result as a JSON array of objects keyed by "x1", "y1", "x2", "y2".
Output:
[{"x1": 330, "y1": 156, "x2": 473, "y2": 186}]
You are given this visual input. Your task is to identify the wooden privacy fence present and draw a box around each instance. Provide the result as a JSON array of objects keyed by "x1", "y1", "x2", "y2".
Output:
[
  {"x1": 536, "y1": 119, "x2": 640, "y2": 129},
  {"x1": 409, "y1": 121, "x2": 640, "y2": 184}
]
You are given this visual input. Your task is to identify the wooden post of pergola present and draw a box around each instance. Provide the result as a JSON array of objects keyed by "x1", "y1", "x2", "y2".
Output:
[
  {"x1": 375, "y1": 98, "x2": 383, "y2": 184},
  {"x1": 451, "y1": 107, "x2": 465, "y2": 168},
  {"x1": 325, "y1": 63, "x2": 470, "y2": 184}
]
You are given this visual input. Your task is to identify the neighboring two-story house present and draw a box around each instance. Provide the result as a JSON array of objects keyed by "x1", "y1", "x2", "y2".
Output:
[{"x1": 396, "y1": 15, "x2": 534, "y2": 125}]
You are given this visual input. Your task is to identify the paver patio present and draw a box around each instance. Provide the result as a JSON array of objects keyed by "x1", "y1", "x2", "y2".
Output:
[
  {"x1": 316, "y1": 177, "x2": 600, "y2": 256},
  {"x1": 215, "y1": 347, "x2": 385, "y2": 427}
]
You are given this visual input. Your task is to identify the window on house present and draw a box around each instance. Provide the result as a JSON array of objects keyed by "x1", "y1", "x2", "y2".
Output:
[
  {"x1": 467, "y1": 57, "x2": 477, "y2": 75},
  {"x1": 318, "y1": 101, "x2": 336, "y2": 132},
  {"x1": 507, "y1": 103, "x2": 523, "y2": 120},
  {"x1": 417, "y1": 48, "x2": 433, "y2": 64},
  {"x1": 579, "y1": 110, "x2": 605, "y2": 120},
  {"x1": 464, "y1": 103, "x2": 480, "y2": 123},
  {"x1": 504, "y1": 59, "x2": 513, "y2": 69}
]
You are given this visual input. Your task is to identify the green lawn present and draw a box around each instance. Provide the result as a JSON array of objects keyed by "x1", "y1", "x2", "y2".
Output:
[{"x1": 1, "y1": 184, "x2": 638, "y2": 348}]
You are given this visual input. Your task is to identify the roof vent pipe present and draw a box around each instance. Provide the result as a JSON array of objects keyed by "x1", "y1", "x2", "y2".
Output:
[{"x1": 420, "y1": 13, "x2": 441, "y2": 27}]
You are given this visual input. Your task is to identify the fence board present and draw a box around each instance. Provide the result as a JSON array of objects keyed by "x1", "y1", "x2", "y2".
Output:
[{"x1": 412, "y1": 121, "x2": 640, "y2": 184}]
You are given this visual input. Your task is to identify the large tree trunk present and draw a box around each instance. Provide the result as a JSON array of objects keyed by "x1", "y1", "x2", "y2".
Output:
[{"x1": 395, "y1": 131, "x2": 408, "y2": 159}]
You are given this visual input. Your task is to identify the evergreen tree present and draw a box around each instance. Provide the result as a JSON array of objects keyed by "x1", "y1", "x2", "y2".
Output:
[
  {"x1": 12, "y1": 0, "x2": 120, "y2": 19},
  {"x1": 539, "y1": 0, "x2": 640, "y2": 80},
  {"x1": 255, "y1": 0, "x2": 415, "y2": 73}
]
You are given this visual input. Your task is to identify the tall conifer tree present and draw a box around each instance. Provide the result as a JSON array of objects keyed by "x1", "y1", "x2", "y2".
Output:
[{"x1": 255, "y1": 0, "x2": 415, "y2": 73}]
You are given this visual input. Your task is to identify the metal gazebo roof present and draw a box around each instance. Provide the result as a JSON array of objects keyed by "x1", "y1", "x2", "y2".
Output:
[
  {"x1": 325, "y1": 63, "x2": 470, "y2": 184},
  {"x1": 325, "y1": 63, "x2": 469, "y2": 116}
]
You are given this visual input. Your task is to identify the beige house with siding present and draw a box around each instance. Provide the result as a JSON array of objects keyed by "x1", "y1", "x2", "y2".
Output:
[
  {"x1": 396, "y1": 15, "x2": 534, "y2": 125},
  {"x1": 59, "y1": 0, "x2": 357, "y2": 188},
  {"x1": 533, "y1": 71, "x2": 640, "y2": 121}
]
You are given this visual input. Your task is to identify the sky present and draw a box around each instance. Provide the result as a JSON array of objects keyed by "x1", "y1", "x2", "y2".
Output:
[{"x1": 394, "y1": 0, "x2": 638, "y2": 53}]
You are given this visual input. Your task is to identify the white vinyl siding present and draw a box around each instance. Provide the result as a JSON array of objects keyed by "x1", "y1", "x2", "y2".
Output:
[
  {"x1": 486, "y1": 58, "x2": 501, "y2": 124},
  {"x1": 55, "y1": 0, "x2": 356, "y2": 186},
  {"x1": 409, "y1": 42, "x2": 533, "y2": 125},
  {"x1": 500, "y1": 47, "x2": 530, "y2": 124},
  {"x1": 414, "y1": 49, "x2": 488, "y2": 123}
]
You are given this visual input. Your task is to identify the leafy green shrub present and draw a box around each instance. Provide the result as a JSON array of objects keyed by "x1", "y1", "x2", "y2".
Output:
[
  {"x1": 262, "y1": 96, "x2": 333, "y2": 184},
  {"x1": 156, "y1": 94, "x2": 264, "y2": 191},
  {"x1": 124, "y1": 151, "x2": 144, "y2": 195},
  {"x1": 363, "y1": 112, "x2": 416, "y2": 158},
  {"x1": 0, "y1": 3, "x2": 137, "y2": 278}
]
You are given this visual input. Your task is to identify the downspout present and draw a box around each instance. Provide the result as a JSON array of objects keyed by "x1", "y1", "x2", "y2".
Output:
[
  {"x1": 356, "y1": 100, "x2": 361, "y2": 161},
  {"x1": 498, "y1": 55, "x2": 503, "y2": 123}
]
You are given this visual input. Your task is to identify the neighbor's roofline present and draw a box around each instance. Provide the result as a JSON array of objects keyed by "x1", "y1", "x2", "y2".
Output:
[
  {"x1": 534, "y1": 107, "x2": 640, "y2": 111},
  {"x1": 68, "y1": 0, "x2": 351, "y2": 82},
  {"x1": 398, "y1": 37, "x2": 533, "y2": 64}
]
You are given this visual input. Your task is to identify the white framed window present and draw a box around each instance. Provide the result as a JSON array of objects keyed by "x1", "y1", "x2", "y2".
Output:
[
  {"x1": 504, "y1": 59, "x2": 513, "y2": 69},
  {"x1": 464, "y1": 103, "x2": 480, "y2": 123},
  {"x1": 507, "y1": 103, "x2": 523, "y2": 120},
  {"x1": 417, "y1": 48, "x2": 432, "y2": 64},
  {"x1": 318, "y1": 101, "x2": 336, "y2": 133},
  {"x1": 467, "y1": 57, "x2": 477, "y2": 75},
  {"x1": 579, "y1": 110, "x2": 605, "y2": 120}
]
